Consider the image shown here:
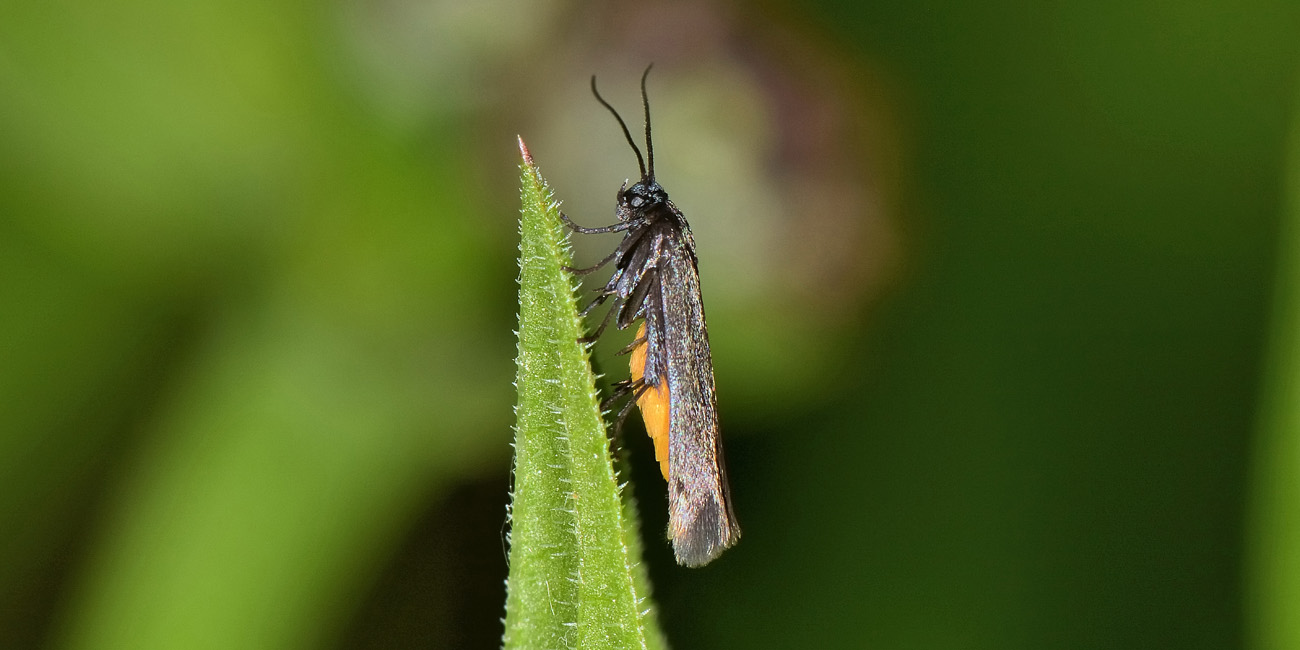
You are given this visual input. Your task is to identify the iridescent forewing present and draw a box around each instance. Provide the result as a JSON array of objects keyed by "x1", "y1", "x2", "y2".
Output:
[{"x1": 650, "y1": 218, "x2": 740, "y2": 567}]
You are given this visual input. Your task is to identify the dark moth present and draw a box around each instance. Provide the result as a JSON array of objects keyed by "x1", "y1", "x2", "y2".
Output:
[{"x1": 561, "y1": 67, "x2": 740, "y2": 567}]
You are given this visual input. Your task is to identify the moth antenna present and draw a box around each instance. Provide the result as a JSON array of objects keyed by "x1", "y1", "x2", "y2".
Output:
[
  {"x1": 591, "y1": 75, "x2": 647, "y2": 179},
  {"x1": 640, "y1": 64, "x2": 654, "y2": 180}
]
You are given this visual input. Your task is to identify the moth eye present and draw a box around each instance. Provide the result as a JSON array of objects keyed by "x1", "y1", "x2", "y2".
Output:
[{"x1": 630, "y1": 196, "x2": 644, "y2": 208}]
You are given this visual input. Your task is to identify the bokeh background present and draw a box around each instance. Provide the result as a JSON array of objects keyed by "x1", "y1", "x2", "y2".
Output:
[{"x1": 4, "y1": 0, "x2": 1300, "y2": 648}]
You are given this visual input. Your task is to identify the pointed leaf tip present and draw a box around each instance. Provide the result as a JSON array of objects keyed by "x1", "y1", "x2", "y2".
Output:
[{"x1": 518, "y1": 136, "x2": 534, "y2": 166}]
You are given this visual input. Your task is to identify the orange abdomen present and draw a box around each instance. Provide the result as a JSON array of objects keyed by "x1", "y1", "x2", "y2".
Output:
[{"x1": 628, "y1": 323, "x2": 671, "y2": 480}]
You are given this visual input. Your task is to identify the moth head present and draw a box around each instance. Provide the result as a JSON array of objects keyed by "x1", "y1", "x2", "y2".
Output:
[{"x1": 618, "y1": 180, "x2": 668, "y2": 218}]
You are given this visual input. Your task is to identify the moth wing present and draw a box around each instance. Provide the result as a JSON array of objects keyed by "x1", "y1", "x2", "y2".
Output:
[{"x1": 655, "y1": 227, "x2": 741, "y2": 567}]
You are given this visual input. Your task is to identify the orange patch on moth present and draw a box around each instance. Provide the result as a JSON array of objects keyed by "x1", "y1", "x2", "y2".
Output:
[{"x1": 629, "y1": 323, "x2": 671, "y2": 480}]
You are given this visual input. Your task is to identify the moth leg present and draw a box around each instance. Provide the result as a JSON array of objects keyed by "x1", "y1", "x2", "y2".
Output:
[
  {"x1": 599, "y1": 378, "x2": 636, "y2": 445},
  {"x1": 578, "y1": 297, "x2": 623, "y2": 343},
  {"x1": 602, "y1": 378, "x2": 650, "y2": 438},
  {"x1": 614, "y1": 333, "x2": 648, "y2": 356},
  {"x1": 616, "y1": 381, "x2": 652, "y2": 434},
  {"x1": 559, "y1": 211, "x2": 631, "y2": 234},
  {"x1": 578, "y1": 291, "x2": 613, "y2": 318},
  {"x1": 616, "y1": 268, "x2": 657, "y2": 330},
  {"x1": 602, "y1": 378, "x2": 636, "y2": 410},
  {"x1": 562, "y1": 248, "x2": 619, "y2": 275}
]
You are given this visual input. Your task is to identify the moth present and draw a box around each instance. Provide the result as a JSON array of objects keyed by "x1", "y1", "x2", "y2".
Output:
[{"x1": 562, "y1": 67, "x2": 740, "y2": 567}]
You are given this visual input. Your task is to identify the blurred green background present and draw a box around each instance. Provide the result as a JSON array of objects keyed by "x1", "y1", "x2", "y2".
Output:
[{"x1": 3, "y1": 0, "x2": 1300, "y2": 648}]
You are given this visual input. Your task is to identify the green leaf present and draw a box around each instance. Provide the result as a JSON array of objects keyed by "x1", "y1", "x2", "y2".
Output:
[
  {"x1": 1248, "y1": 82, "x2": 1300, "y2": 650},
  {"x1": 503, "y1": 138, "x2": 666, "y2": 650}
]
